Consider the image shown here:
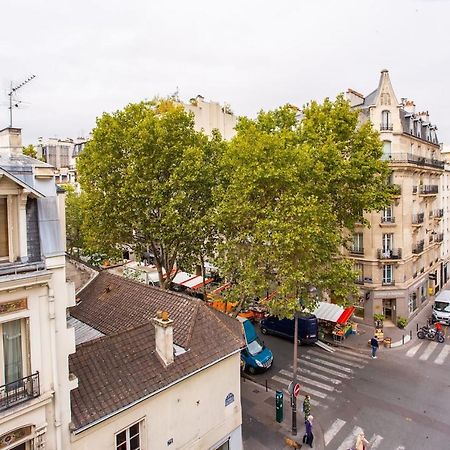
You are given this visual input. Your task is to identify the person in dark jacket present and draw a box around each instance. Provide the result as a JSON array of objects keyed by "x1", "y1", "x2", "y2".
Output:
[
  {"x1": 370, "y1": 336, "x2": 379, "y2": 358},
  {"x1": 302, "y1": 415, "x2": 314, "y2": 447}
]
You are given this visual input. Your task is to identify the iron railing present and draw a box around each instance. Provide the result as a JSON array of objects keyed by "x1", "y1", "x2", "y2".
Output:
[
  {"x1": 413, "y1": 240, "x2": 425, "y2": 254},
  {"x1": 377, "y1": 249, "x2": 402, "y2": 260},
  {"x1": 350, "y1": 247, "x2": 364, "y2": 255},
  {"x1": 382, "y1": 153, "x2": 445, "y2": 170},
  {"x1": 419, "y1": 185, "x2": 439, "y2": 195},
  {"x1": 433, "y1": 209, "x2": 444, "y2": 218},
  {"x1": 412, "y1": 213, "x2": 424, "y2": 224},
  {"x1": 0, "y1": 372, "x2": 40, "y2": 412},
  {"x1": 435, "y1": 233, "x2": 444, "y2": 243},
  {"x1": 381, "y1": 216, "x2": 395, "y2": 224},
  {"x1": 382, "y1": 280, "x2": 395, "y2": 286}
]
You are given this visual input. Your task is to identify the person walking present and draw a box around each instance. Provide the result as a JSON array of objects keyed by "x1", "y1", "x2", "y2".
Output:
[
  {"x1": 370, "y1": 335, "x2": 379, "y2": 359},
  {"x1": 303, "y1": 394, "x2": 311, "y2": 420},
  {"x1": 355, "y1": 432, "x2": 369, "y2": 450},
  {"x1": 302, "y1": 415, "x2": 314, "y2": 448}
]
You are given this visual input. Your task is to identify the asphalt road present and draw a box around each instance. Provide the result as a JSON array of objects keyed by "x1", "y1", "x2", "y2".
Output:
[{"x1": 249, "y1": 325, "x2": 450, "y2": 450}]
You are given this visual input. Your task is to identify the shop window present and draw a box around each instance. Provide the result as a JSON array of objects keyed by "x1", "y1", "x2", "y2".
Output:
[
  {"x1": 115, "y1": 421, "x2": 142, "y2": 450},
  {"x1": 215, "y1": 440, "x2": 230, "y2": 450}
]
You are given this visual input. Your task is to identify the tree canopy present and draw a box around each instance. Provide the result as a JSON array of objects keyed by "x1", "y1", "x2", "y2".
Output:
[
  {"x1": 215, "y1": 96, "x2": 392, "y2": 316},
  {"x1": 23, "y1": 144, "x2": 38, "y2": 159},
  {"x1": 77, "y1": 99, "x2": 224, "y2": 288}
]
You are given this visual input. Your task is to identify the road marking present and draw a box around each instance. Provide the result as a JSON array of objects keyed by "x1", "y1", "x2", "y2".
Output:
[
  {"x1": 395, "y1": 446, "x2": 405, "y2": 450},
  {"x1": 306, "y1": 349, "x2": 365, "y2": 368},
  {"x1": 368, "y1": 433, "x2": 383, "y2": 449},
  {"x1": 297, "y1": 359, "x2": 351, "y2": 379},
  {"x1": 331, "y1": 348, "x2": 371, "y2": 364},
  {"x1": 434, "y1": 345, "x2": 450, "y2": 364},
  {"x1": 406, "y1": 342, "x2": 423, "y2": 357},
  {"x1": 333, "y1": 347, "x2": 372, "y2": 360},
  {"x1": 419, "y1": 342, "x2": 439, "y2": 361},
  {"x1": 335, "y1": 426, "x2": 363, "y2": 450},
  {"x1": 298, "y1": 366, "x2": 342, "y2": 385},
  {"x1": 302, "y1": 354, "x2": 354, "y2": 373},
  {"x1": 282, "y1": 390, "x2": 323, "y2": 407},
  {"x1": 272, "y1": 375, "x2": 330, "y2": 400},
  {"x1": 324, "y1": 418, "x2": 346, "y2": 446},
  {"x1": 280, "y1": 369, "x2": 335, "y2": 392}
]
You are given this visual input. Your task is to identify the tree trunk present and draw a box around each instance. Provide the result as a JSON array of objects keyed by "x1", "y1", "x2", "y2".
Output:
[{"x1": 232, "y1": 296, "x2": 246, "y2": 318}]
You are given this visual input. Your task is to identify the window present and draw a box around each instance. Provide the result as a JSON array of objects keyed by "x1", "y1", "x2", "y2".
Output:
[
  {"x1": 0, "y1": 319, "x2": 28, "y2": 386},
  {"x1": 381, "y1": 110, "x2": 391, "y2": 129},
  {"x1": 0, "y1": 197, "x2": 9, "y2": 260},
  {"x1": 382, "y1": 233, "x2": 393, "y2": 254},
  {"x1": 216, "y1": 441, "x2": 230, "y2": 450},
  {"x1": 382, "y1": 206, "x2": 393, "y2": 222},
  {"x1": 354, "y1": 263, "x2": 364, "y2": 283},
  {"x1": 408, "y1": 293, "x2": 417, "y2": 314},
  {"x1": 352, "y1": 233, "x2": 363, "y2": 253},
  {"x1": 116, "y1": 422, "x2": 142, "y2": 450},
  {"x1": 382, "y1": 141, "x2": 391, "y2": 160},
  {"x1": 383, "y1": 265, "x2": 393, "y2": 284}
]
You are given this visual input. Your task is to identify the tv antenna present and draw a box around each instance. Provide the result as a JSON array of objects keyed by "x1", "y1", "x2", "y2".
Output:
[{"x1": 8, "y1": 74, "x2": 36, "y2": 127}]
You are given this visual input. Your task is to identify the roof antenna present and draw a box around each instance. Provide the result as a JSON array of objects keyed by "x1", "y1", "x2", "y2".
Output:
[{"x1": 8, "y1": 74, "x2": 36, "y2": 128}]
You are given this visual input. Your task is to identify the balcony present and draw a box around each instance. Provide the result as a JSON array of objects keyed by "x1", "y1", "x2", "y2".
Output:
[
  {"x1": 382, "y1": 280, "x2": 395, "y2": 286},
  {"x1": 0, "y1": 261, "x2": 45, "y2": 279},
  {"x1": 380, "y1": 216, "x2": 395, "y2": 225},
  {"x1": 412, "y1": 213, "x2": 424, "y2": 225},
  {"x1": 0, "y1": 372, "x2": 40, "y2": 412},
  {"x1": 433, "y1": 209, "x2": 444, "y2": 219},
  {"x1": 384, "y1": 153, "x2": 445, "y2": 170},
  {"x1": 419, "y1": 185, "x2": 439, "y2": 196},
  {"x1": 377, "y1": 248, "x2": 402, "y2": 260},
  {"x1": 350, "y1": 247, "x2": 364, "y2": 256},
  {"x1": 413, "y1": 240, "x2": 425, "y2": 254},
  {"x1": 435, "y1": 233, "x2": 444, "y2": 243},
  {"x1": 380, "y1": 124, "x2": 393, "y2": 131}
]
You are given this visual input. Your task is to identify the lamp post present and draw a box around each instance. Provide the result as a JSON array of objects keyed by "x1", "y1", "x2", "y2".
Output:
[{"x1": 291, "y1": 309, "x2": 299, "y2": 435}]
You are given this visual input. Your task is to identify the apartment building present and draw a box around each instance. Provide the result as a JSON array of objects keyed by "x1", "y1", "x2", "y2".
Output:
[
  {"x1": 440, "y1": 145, "x2": 450, "y2": 288},
  {"x1": 346, "y1": 70, "x2": 443, "y2": 325},
  {"x1": 68, "y1": 271, "x2": 243, "y2": 450},
  {"x1": 0, "y1": 128, "x2": 76, "y2": 449},
  {"x1": 183, "y1": 95, "x2": 237, "y2": 140}
]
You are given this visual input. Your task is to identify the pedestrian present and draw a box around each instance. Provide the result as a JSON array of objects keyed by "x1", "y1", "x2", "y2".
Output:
[
  {"x1": 355, "y1": 432, "x2": 369, "y2": 450},
  {"x1": 302, "y1": 415, "x2": 314, "y2": 448},
  {"x1": 370, "y1": 335, "x2": 379, "y2": 359},
  {"x1": 303, "y1": 394, "x2": 311, "y2": 420}
]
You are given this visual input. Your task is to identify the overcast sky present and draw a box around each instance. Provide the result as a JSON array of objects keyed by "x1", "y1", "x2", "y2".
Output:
[{"x1": 1, "y1": 0, "x2": 449, "y2": 145}]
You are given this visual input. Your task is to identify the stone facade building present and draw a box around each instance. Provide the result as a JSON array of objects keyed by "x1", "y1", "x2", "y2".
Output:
[{"x1": 346, "y1": 70, "x2": 443, "y2": 324}]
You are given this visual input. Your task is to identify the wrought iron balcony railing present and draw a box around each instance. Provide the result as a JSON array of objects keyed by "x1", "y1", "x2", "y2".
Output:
[
  {"x1": 433, "y1": 209, "x2": 444, "y2": 219},
  {"x1": 435, "y1": 233, "x2": 444, "y2": 243},
  {"x1": 380, "y1": 124, "x2": 393, "y2": 131},
  {"x1": 413, "y1": 240, "x2": 425, "y2": 254},
  {"x1": 382, "y1": 280, "x2": 395, "y2": 286},
  {"x1": 381, "y1": 216, "x2": 395, "y2": 224},
  {"x1": 383, "y1": 153, "x2": 445, "y2": 170},
  {"x1": 0, "y1": 372, "x2": 40, "y2": 412},
  {"x1": 412, "y1": 213, "x2": 424, "y2": 224},
  {"x1": 377, "y1": 249, "x2": 402, "y2": 260},
  {"x1": 419, "y1": 185, "x2": 439, "y2": 195},
  {"x1": 350, "y1": 247, "x2": 364, "y2": 255}
]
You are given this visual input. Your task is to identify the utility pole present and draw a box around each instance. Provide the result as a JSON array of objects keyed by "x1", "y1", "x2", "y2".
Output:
[
  {"x1": 8, "y1": 75, "x2": 36, "y2": 127},
  {"x1": 291, "y1": 310, "x2": 298, "y2": 435}
]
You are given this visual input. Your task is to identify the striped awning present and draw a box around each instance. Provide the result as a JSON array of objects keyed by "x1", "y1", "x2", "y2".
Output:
[{"x1": 312, "y1": 302, "x2": 344, "y2": 322}]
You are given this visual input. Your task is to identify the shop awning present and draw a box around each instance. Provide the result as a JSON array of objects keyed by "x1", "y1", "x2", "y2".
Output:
[
  {"x1": 337, "y1": 306, "x2": 355, "y2": 324},
  {"x1": 312, "y1": 302, "x2": 344, "y2": 322}
]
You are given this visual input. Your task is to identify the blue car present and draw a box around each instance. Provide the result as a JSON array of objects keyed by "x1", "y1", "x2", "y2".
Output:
[
  {"x1": 260, "y1": 314, "x2": 318, "y2": 345},
  {"x1": 238, "y1": 317, "x2": 273, "y2": 374}
]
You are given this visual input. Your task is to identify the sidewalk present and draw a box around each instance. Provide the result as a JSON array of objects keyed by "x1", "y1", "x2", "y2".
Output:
[
  {"x1": 241, "y1": 377, "x2": 325, "y2": 450},
  {"x1": 322, "y1": 303, "x2": 434, "y2": 353}
]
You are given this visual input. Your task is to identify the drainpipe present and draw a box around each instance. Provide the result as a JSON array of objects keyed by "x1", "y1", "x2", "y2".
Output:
[{"x1": 48, "y1": 287, "x2": 63, "y2": 449}]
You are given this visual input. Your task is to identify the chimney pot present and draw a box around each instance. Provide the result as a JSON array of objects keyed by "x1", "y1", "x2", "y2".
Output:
[{"x1": 153, "y1": 313, "x2": 174, "y2": 366}]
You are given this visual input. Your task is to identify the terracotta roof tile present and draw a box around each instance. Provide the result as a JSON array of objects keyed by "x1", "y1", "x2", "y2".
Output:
[{"x1": 69, "y1": 272, "x2": 243, "y2": 431}]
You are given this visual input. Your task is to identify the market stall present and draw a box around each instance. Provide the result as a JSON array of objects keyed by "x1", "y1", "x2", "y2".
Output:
[{"x1": 332, "y1": 306, "x2": 356, "y2": 343}]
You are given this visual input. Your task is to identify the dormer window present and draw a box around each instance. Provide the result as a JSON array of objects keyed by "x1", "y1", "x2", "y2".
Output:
[
  {"x1": 416, "y1": 120, "x2": 421, "y2": 138},
  {"x1": 409, "y1": 118, "x2": 414, "y2": 134},
  {"x1": 0, "y1": 197, "x2": 9, "y2": 261},
  {"x1": 381, "y1": 110, "x2": 392, "y2": 131}
]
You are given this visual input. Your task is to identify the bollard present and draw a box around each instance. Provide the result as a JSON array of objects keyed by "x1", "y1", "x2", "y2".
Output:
[
  {"x1": 410, "y1": 330, "x2": 412, "y2": 339},
  {"x1": 416, "y1": 323, "x2": 419, "y2": 332},
  {"x1": 402, "y1": 334, "x2": 404, "y2": 345},
  {"x1": 265, "y1": 379, "x2": 268, "y2": 392},
  {"x1": 275, "y1": 390, "x2": 284, "y2": 423}
]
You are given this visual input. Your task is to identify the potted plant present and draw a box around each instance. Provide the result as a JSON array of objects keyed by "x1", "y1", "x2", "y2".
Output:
[
  {"x1": 373, "y1": 313, "x2": 384, "y2": 328},
  {"x1": 397, "y1": 316, "x2": 408, "y2": 329}
]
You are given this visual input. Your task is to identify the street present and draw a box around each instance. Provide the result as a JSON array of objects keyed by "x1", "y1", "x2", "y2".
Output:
[{"x1": 245, "y1": 326, "x2": 450, "y2": 450}]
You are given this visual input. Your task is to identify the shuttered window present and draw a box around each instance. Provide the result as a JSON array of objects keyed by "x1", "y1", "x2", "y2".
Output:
[{"x1": 0, "y1": 198, "x2": 9, "y2": 259}]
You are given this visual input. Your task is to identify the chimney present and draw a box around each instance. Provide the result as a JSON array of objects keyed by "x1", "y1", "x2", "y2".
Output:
[
  {"x1": 153, "y1": 311, "x2": 174, "y2": 366},
  {"x1": 403, "y1": 99, "x2": 416, "y2": 114},
  {"x1": 346, "y1": 89, "x2": 364, "y2": 107},
  {"x1": 0, "y1": 127, "x2": 23, "y2": 157}
]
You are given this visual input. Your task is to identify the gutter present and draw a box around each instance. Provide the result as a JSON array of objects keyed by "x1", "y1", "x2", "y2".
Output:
[{"x1": 73, "y1": 347, "x2": 242, "y2": 435}]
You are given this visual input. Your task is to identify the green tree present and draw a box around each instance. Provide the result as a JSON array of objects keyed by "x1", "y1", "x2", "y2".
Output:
[
  {"x1": 77, "y1": 99, "x2": 224, "y2": 289},
  {"x1": 65, "y1": 185, "x2": 85, "y2": 255},
  {"x1": 216, "y1": 96, "x2": 392, "y2": 317},
  {"x1": 23, "y1": 144, "x2": 38, "y2": 158}
]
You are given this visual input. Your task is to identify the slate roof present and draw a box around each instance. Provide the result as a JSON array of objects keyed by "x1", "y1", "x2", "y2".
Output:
[{"x1": 69, "y1": 272, "x2": 243, "y2": 431}]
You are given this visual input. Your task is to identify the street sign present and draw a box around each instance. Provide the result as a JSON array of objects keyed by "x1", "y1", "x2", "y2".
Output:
[
  {"x1": 293, "y1": 383, "x2": 301, "y2": 398},
  {"x1": 287, "y1": 381, "x2": 294, "y2": 395}
]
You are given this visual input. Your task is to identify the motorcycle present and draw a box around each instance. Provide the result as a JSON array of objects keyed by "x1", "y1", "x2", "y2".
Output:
[{"x1": 417, "y1": 325, "x2": 445, "y2": 343}]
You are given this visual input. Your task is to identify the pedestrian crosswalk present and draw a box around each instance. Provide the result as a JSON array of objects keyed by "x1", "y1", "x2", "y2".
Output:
[
  {"x1": 268, "y1": 346, "x2": 371, "y2": 410},
  {"x1": 405, "y1": 341, "x2": 450, "y2": 365}
]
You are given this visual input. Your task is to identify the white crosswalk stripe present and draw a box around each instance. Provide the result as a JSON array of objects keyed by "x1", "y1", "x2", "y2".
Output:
[
  {"x1": 324, "y1": 418, "x2": 345, "y2": 446},
  {"x1": 419, "y1": 341, "x2": 439, "y2": 360},
  {"x1": 335, "y1": 425, "x2": 363, "y2": 450},
  {"x1": 302, "y1": 354, "x2": 354, "y2": 373},
  {"x1": 306, "y1": 349, "x2": 365, "y2": 369},
  {"x1": 406, "y1": 342, "x2": 423, "y2": 357},
  {"x1": 296, "y1": 365, "x2": 342, "y2": 385},
  {"x1": 271, "y1": 375, "x2": 322, "y2": 405},
  {"x1": 434, "y1": 345, "x2": 450, "y2": 364},
  {"x1": 368, "y1": 433, "x2": 384, "y2": 449},
  {"x1": 297, "y1": 358, "x2": 351, "y2": 379},
  {"x1": 280, "y1": 369, "x2": 335, "y2": 391},
  {"x1": 334, "y1": 346, "x2": 372, "y2": 360}
]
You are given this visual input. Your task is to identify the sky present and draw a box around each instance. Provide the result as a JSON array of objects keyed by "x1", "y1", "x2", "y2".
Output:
[{"x1": 1, "y1": 0, "x2": 449, "y2": 145}]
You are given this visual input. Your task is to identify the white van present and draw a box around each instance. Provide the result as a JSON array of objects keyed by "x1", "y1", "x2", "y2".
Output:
[{"x1": 432, "y1": 290, "x2": 450, "y2": 325}]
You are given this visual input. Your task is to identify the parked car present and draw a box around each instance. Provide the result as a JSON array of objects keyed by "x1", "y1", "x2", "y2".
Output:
[
  {"x1": 238, "y1": 317, "x2": 273, "y2": 374},
  {"x1": 432, "y1": 290, "x2": 450, "y2": 325},
  {"x1": 260, "y1": 314, "x2": 318, "y2": 344}
]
